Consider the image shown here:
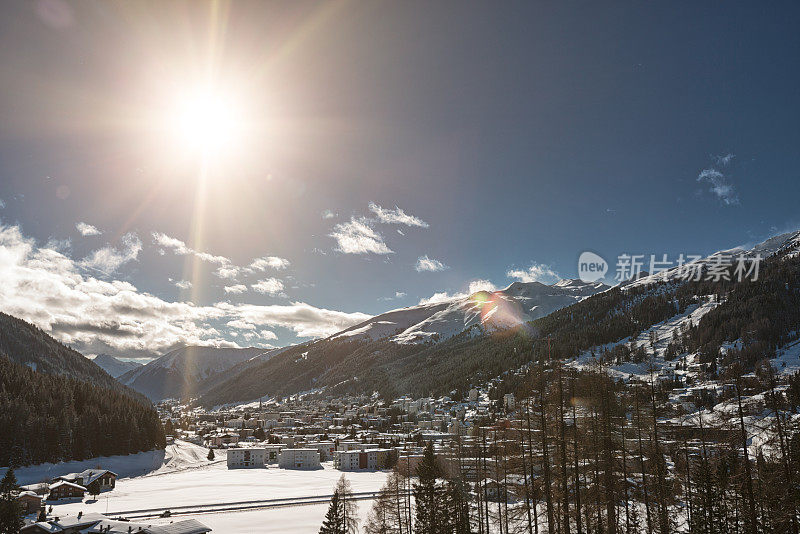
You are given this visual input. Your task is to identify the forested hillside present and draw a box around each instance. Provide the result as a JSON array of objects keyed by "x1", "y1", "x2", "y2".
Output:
[
  {"x1": 0, "y1": 356, "x2": 165, "y2": 467},
  {"x1": 0, "y1": 312, "x2": 132, "y2": 394}
]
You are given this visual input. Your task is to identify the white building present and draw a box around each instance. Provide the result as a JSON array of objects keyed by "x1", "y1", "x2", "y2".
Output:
[
  {"x1": 278, "y1": 448, "x2": 321, "y2": 469},
  {"x1": 227, "y1": 447, "x2": 267, "y2": 469},
  {"x1": 336, "y1": 440, "x2": 366, "y2": 452},
  {"x1": 334, "y1": 449, "x2": 392, "y2": 471},
  {"x1": 308, "y1": 441, "x2": 336, "y2": 461},
  {"x1": 264, "y1": 444, "x2": 283, "y2": 464},
  {"x1": 334, "y1": 450, "x2": 361, "y2": 471}
]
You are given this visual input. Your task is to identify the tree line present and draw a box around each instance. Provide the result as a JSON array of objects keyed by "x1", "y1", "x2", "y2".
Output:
[
  {"x1": 321, "y1": 359, "x2": 799, "y2": 534},
  {"x1": 0, "y1": 356, "x2": 165, "y2": 467}
]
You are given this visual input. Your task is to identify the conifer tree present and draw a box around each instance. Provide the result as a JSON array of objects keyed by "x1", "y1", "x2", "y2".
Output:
[
  {"x1": 320, "y1": 490, "x2": 345, "y2": 534},
  {"x1": 0, "y1": 467, "x2": 23, "y2": 534},
  {"x1": 414, "y1": 442, "x2": 445, "y2": 534}
]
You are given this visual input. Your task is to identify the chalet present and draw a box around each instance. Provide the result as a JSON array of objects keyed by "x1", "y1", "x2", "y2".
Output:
[
  {"x1": 55, "y1": 469, "x2": 117, "y2": 494},
  {"x1": 16, "y1": 491, "x2": 43, "y2": 514},
  {"x1": 20, "y1": 483, "x2": 49, "y2": 496},
  {"x1": 47, "y1": 481, "x2": 86, "y2": 501}
]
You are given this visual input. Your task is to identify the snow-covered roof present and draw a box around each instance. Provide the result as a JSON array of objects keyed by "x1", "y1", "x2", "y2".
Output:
[{"x1": 48, "y1": 480, "x2": 86, "y2": 491}]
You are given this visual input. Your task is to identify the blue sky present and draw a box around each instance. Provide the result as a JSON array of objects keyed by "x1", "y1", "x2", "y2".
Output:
[{"x1": 1, "y1": 1, "x2": 799, "y2": 359}]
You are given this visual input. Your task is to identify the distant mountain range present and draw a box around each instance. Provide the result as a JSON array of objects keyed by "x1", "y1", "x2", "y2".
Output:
[
  {"x1": 332, "y1": 279, "x2": 608, "y2": 344},
  {"x1": 118, "y1": 346, "x2": 274, "y2": 401},
  {"x1": 10, "y1": 229, "x2": 799, "y2": 410},
  {"x1": 195, "y1": 278, "x2": 611, "y2": 406},
  {"x1": 196, "y1": 229, "x2": 800, "y2": 407},
  {"x1": 92, "y1": 353, "x2": 142, "y2": 377}
]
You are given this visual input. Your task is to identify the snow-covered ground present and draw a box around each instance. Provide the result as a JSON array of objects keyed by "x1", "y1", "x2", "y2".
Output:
[
  {"x1": 47, "y1": 440, "x2": 388, "y2": 533},
  {"x1": 566, "y1": 297, "x2": 719, "y2": 381}
]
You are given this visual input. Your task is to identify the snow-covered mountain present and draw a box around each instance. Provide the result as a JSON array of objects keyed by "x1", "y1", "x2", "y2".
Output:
[
  {"x1": 118, "y1": 346, "x2": 272, "y2": 401},
  {"x1": 91, "y1": 353, "x2": 142, "y2": 378},
  {"x1": 332, "y1": 279, "x2": 609, "y2": 344},
  {"x1": 626, "y1": 229, "x2": 800, "y2": 289}
]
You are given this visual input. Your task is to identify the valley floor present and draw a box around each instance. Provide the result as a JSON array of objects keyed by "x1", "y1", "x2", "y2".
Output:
[{"x1": 46, "y1": 440, "x2": 389, "y2": 533}]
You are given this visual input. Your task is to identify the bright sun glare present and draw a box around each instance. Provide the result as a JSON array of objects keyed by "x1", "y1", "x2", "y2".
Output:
[{"x1": 173, "y1": 88, "x2": 242, "y2": 159}]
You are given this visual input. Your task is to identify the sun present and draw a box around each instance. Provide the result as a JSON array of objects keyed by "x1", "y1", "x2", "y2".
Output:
[{"x1": 172, "y1": 87, "x2": 243, "y2": 160}]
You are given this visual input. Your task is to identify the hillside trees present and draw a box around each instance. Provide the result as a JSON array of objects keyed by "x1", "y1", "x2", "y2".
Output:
[{"x1": 0, "y1": 356, "x2": 165, "y2": 467}]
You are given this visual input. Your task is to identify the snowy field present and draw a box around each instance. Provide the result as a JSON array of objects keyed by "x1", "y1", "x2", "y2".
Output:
[{"x1": 45, "y1": 441, "x2": 389, "y2": 533}]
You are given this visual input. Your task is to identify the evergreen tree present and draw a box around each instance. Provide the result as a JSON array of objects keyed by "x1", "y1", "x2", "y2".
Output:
[
  {"x1": 413, "y1": 442, "x2": 447, "y2": 534},
  {"x1": 0, "y1": 468, "x2": 23, "y2": 534},
  {"x1": 320, "y1": 490, "x2": 345, "y2": 534},
  {"x1": 207, "y1": 448, "x2": 215, "y2": 461}
]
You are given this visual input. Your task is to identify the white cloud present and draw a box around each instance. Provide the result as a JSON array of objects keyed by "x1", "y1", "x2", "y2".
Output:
[
  {"x1": 321, "y1": 209, "x2": 337, "y2": 220},
  {"x1": 252, "y1": 277, "x2": 285, "y2": 296},
  {"x1": 248, "y1": 256, "x2": 290, "y2": 271},
  {"x1": 224, "y1": 284, "x2": 248, "y2": 294},
  {"x1": 79, "y1": 233, "x2": 142, "y2": 274},
  {"x1": 330, "y1": 217, "x2": 393, "y2": 255},
  {"x1": 468, "y1": 279, "x2": 497, "y2": 293},
  {"x1": 417, "y1": 279, "x2": 497, "y2": 305},
  {"x1": 378, "y1": 290, "x2": 407, "y2": 302},
  {"x1": 227, "y1": 319, "x2": 256, "y2": 331},
  {"x1": 215, "y1": 301, "x2": 371, "y2": 339},
  {"x1": 214, "y1": 266, "x2": 241, "y2": 279},
  {"x1": 259, "y1": 329, "x2": 278, "y2": 340},
  {"x1": 76, "y1": 222, "x2": 101, "y2": 236},
  {"x1": 174, "y1": 280, "x2": 192, "y2": 289},
  {"x1": 0, "y1": 223, "x2": 370, "y2": 358},
  {"x1": 153, "y1": 232, "x2": 291, "y2": 281},
  {"x1": 418, "y1": 292, "x2": 457, "y2": 305},
  {"x1": 697, "y1": 167, "x2": 739, "y2": 205},
  {"x1": 152, "y1": 232, "x2": 230, "y2": 265},
  {"x1": 506, "y1": 262, "x2": 561, "y2": 284},
  {"x1": 368, "y1": 202, "x2": 429, "y2": 228},
  {"x1": 0, "y1": 198, "x2": 5, "y2": 209},
  {"x1": 415, "y1": 255, "x2": 449, "y2": 272}
]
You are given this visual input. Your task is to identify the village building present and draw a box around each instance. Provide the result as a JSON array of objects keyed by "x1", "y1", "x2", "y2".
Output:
[
  {"x1": 16, "y1": 491, "x2": 43, "y2": 514},
  {"x1": 334, "y1": 448, "x2": 392, "y2": 471},
  {"x1": 46, "y1": 481, "x2": 86, "y2": 501},
  {"x1": 278, "y1": 448, "x2": 320, "y2": 469},
  {"x1": 55, "y1": 469, "x2": 116, "y2": 495},
  {"x1": 227, "y1": 447, "x2": 267, "y2": 468},
  {"x1": 307, "y1": 441, "x2": 336, "y2": 461}
]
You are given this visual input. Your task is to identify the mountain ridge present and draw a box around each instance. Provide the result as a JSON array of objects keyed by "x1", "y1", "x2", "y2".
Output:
[
  {"x1": 92, "y1": 353, "x2": 142, "y2": 378},
  {"x1": 119, "y1": 345, "x2": 274, "y2": 401},
  {"x1": 196, "y1": 229, "x2": 800, "y2": 406}
]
